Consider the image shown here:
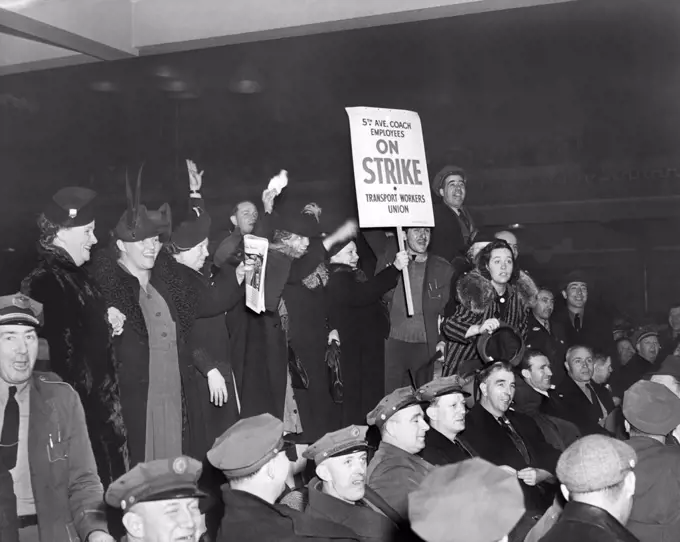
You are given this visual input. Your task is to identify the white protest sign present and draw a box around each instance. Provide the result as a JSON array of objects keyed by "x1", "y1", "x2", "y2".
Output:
[{"x1": 346, "y1": 107, "x2": 434, "y2": 228}]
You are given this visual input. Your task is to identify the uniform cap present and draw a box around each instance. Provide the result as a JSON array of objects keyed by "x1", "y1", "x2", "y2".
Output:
[
  {"x1": 408, "y1": 458, "x2": 524, "y2": 542},
  {"x1": 207, "y1": 414, "x2": 293, "y2": 477},
  {"x1": 557, "y1": 435, "x2": 636, "y2": 493},
  {"x1": 105, "y1": 456, "x2": 205, "y2": 511},
  {"x1": 303, "y1": 425, "x2": 368, "y2": 465},
  {"x1": 630, "y1": 326, "x2": 659, "y2": 347},
  {"x1": 623, "y1": 379, "x2": 680, "y2": 435},
  {"x1": 0, "y1": 293, "x2": 43, "y2": 328},
  {"x1": 366, "y1": 386, "x2": 422, "y2": 428},
  {"x1": 417, "y1": 375, "x2": 470, "y2": 403}
]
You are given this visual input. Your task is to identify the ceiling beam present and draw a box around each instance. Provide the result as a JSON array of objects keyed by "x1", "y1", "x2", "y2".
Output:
[{"x1": 0, "y1": 7, "x2": 136, "y2": 61}]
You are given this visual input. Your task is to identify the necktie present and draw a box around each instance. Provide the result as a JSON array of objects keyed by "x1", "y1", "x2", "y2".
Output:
[
  {"x1": 498, "y1": 415, "x2": 531, "y2": 465},
  {"x1": 459, "y1": 210, "x2": 471, "y2": 233},
  {"x1": 455, "y1": 438, "x2": 474, "y2": 458},
  {"x1": 574, "y1": 313, "x2": 581, "y2": 332},
  {"x1": 544, "y1": 320, "x2": 551, "y2": 334},
  {"x1": 0, "y1": 386, "x2": 19, "y2": 470}
]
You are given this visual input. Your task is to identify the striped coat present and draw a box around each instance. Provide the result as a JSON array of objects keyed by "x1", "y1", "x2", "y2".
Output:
[{"x1": 442, "y1": 269, "x2": 537, "y2": 377}]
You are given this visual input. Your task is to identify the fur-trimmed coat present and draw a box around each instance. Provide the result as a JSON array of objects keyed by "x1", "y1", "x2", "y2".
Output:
[
  {"x1": 442, "y1": 269, "x2": 538, "y2": 377},
  {"x1": 89, "y1": 247, "x2": 239, "y2": 466},
  {"x1": 21, "y1": 247, "x2": 128, "y2": 487}
]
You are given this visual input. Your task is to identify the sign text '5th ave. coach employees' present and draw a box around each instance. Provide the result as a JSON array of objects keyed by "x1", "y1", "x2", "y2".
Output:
[{"x1": 347, "y1": 106, "x2": 433, "y2": 228}]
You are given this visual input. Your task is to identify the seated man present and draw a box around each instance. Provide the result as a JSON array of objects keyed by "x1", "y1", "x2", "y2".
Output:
[
  {"x1": 0, "y1": 293, "x2": 112, "y2": 542},
  {"x1": 302, "y1": 426, "x2": 399, "y2": 542},
  {"x1": 464, "y1": 362, "x2": 559, "y2": 542},
  {"x1": 541, "y1": 435, "x2": 638, "y2": 542},
  {"x1": 207, "y1": 413, "x2": 359, "y2": 542},
  {"x1": 622, "y1": 380, "x2": 680, "y2": 542},
  {"x1": 105, "y1": 456, "x2": 206, "y2": 542},
  {"x1": 514, "y1": 350, "x2": 581, "y2": 450},
  {"x1": 613, "y1": 326, "x2": 660, "y2": 396},
  {"x1": 365, "y1": 387, "x2": 433, "y2": 521},
  {"x1": 409, "y1": 458, "x2": 526, "y2": 542},
  {"x1": 548, "y1": 345, "x2": 612, "y2": 436},
  {"x1": 417, "y1": 375, "x2": 477, "y2": 465}
]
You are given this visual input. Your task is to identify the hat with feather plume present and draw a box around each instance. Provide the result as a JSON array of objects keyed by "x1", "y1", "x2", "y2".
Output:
[{"x1": 114, "y1": 165, "x2": 172, "y2": 242}]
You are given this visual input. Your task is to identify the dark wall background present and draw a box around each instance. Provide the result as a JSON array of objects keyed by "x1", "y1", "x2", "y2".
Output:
[{"x1": 1, "y1": 0, "x2": 680, "y2": 324}]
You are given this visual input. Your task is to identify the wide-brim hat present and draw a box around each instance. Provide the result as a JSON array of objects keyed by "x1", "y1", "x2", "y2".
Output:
[
  {"x1": 171, "y1": 210, "x2": 211, "y2": 250},
  {"x1": 477, "y1": 323, "x2": 525, "y2": 367},
  {"x1": 115, "y1": 203, "x2": 172, "y2": 243}
]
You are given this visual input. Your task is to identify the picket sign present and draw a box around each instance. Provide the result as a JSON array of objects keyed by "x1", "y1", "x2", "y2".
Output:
[{"x1": 346, "y1": 106, "x2": 434, "y2": 316}]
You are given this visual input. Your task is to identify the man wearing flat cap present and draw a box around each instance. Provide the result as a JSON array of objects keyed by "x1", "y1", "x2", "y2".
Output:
[
  {"x1": 22, "y1": 187, "x2": 127, "y2": 487},
  {"x1": 429, "y1": 165, "x2": 478, "y2": 262},
  {"x1": 365, "y1": 387, "x2": 433, "y2": 521},
  {"x1": 417, "y1": 375, "x2": 477, "y2": 466},
  {"x1": 0, "y1": 293, "x2": 113, "y2": 542},
  {"x1": 621, "y1": 380, "x2": 680, "y2": 541},
  {"x1": 207, "y1": 413, "x2": 359, "y2": 541},
  {"x1": 541, "y1": 435, "x2": 638, "y2": 542},
  {"x1": 301, "y1": 426, "x2": 400, "y2": 542},
  {"x1": 106, "y1": 456, "x2": 206, "y2": 542},
  {"x1": 552, "y1": 270, "x2": 615, "y2": 359},
  {"x1": 409, "y1": 458, "x2": 526, "y2": 542},
  {"x1": 613, "y1": 326, "x2": 660, "y2": 397}
]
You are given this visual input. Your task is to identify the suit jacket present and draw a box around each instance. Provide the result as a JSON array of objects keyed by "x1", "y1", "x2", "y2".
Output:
[
  {"x1": 305, "y1": 479, "x2": 399, "y2": 542},
  {"x1": 548, "y1": 376, "x2": 610, "y2": 437},
  {"x1": 512, "y1": 379, "x2": 581, "y2": 450},
  {"x1": 429, "y1": 201, "x2": 477, "y2": 263},
  {"x1": 627, "y1": 437, "x2": 680, "y2": 542},
  {"x1": 525, "y1": 313, "x2": 568, "y2": 385},
  {"x1": 218, "y1": 488, "x2": 360, "y2": 542},
  {"x1": 552, "y1": 306, "x2": 615, "y2": 358},
  {"x1": 611, "y1": 354, "x2": 656, "y2": 397},
  {"x1": 464, "y1": 404, "x2": 560, "y2": 512},
  {"x1": 418, "y1": 427, "x2": 476, "y2": 466},
  {"x1": 366, "y1": 442, "x2": 434, "y2": 521}
]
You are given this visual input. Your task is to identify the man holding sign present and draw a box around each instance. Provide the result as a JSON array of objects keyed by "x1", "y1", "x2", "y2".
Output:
[{"x1": 347, "y1": 107, "x2": 452, "y2": 390}]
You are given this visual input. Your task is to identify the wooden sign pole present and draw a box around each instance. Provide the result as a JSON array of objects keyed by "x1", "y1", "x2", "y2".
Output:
[{"x1": 396, "y1": 226, "x2": 414, "y2": 316}]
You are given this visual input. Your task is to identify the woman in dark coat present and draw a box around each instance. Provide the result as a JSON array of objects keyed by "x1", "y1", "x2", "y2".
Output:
[
  {"x1": 442, "y1": 239, "x2": 537, "y2": 378},
  {"x1": 240, "y1": 204, "x2": 357, "y2": 443},
  {"x1": 21, "y1": 187, "x2": 128, "y2": 487},
  {"x1": 165, "y1": 169, "x2": 244, "y2": 460},
  {"x1": 326, "y1": 239, "x2": 407, "y2": 426},
  {"x1": 90, "y1": 172, "x2": 242, "y2": 467}
]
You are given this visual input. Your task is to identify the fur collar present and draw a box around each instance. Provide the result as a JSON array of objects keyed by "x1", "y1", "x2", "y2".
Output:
[
  {"x1": 301, "y1": 262, "x2": 329, "y2": 290},
  {"x1": 90, "y1": 248, "x2": 198, "y2": 340},
  {"x1": 457, "y1": 269, "x2": 538, "y2": 314}
]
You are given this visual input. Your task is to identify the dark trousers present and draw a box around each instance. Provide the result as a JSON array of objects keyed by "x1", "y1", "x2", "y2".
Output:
[{"x1": 384, "y1": 339, "x2": 432, "y2": 393}]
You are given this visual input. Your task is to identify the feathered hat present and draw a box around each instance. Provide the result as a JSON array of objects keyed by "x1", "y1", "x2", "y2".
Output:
[{"x1": 114, "y1": 165, "x2": 172, "y2": 242}]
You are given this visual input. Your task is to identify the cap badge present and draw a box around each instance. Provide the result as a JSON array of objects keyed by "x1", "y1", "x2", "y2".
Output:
[
  {"x1": 350, "y1": 426, "x2": 360, "y2": 438},
  {"x1": 69, "y1": 208, "x2": 78, "y2": 219},
  {"x1": 173, "y1": 457, "x2": 187, "y2": 474},
  {"x1": 12, "y1": 294, "x2": 30, "y2": 310}
]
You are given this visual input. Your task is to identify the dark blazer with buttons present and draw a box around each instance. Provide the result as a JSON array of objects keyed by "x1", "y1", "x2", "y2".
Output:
[
  {"x1": 463, "y1": 403, "x2": 560, "y2": 513},
  {"x1": 547, "y1": 376, "x2": 611, "y2": 437},
  {"x1": 525, "y1": 313, "x2": 568, "y2": 386}
]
